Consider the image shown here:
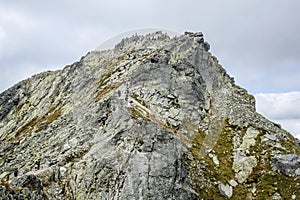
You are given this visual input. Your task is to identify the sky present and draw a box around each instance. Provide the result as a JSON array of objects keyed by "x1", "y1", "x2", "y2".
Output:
[{"x1": 0, "y1": 0, "x2": 299, "y2": 138}]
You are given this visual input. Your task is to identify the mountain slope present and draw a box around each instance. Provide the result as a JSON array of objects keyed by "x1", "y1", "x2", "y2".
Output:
[{"x1": 0, "y1": 32, "x2": 300, "y2": 199}]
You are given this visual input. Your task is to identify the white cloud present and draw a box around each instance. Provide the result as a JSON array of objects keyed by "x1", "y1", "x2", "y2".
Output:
[{"x1": 255, "y1": 92, "x2": 300, "y2": 139}]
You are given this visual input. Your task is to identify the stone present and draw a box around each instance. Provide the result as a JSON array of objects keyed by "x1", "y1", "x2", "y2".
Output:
[
  {"x1": 218, "y1": 182, "x2": 233, "y2": 198},
  {"x1": 228, "y1": 179, "x2": 238, "y2": 187},
  {"x1": 240, "y1": 127, "x2": 260, "y2": 150},
  {"x1": 203, "y1": 42, "x2": 210, "y2": 51},
  {"x1": 251, "y1": 187, "x2": 257, "y2": 194},
  {"x1": 264, "y1": 133, "x2": 277, "y2": 141},
  {"x1": 234, "y1": 156, "x2": 258, "y2": 183},
  {"x1": 295, "y1": 168, "x2": 300, "y2": 176},
  {"x1": 60, "y1": 167, "x2": 67, "y2": 177},
  {"x1": 295, "y1": 138, "x2": 300, "y2": 147},
  {"x1": 208, "y1": 153, "x2": 219, "y2": 167},
  {"x1": 272, "y1": 192, "x2": 282, "y2": 200},
  {"x1": 271, "y1": 154, "x2": 300, "y2": 176}
]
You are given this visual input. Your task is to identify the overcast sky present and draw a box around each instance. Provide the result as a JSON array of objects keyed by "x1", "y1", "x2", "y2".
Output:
[{"x1": 0, "y1": 0, "x2": 299, "y2": 138}]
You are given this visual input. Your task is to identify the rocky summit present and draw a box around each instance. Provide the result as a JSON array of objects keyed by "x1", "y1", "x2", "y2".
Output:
[{"x1": 0, "y1": 31, "x2": 300, "y2": 200}]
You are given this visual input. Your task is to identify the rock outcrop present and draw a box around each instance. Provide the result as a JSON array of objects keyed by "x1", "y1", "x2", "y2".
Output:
[{"x1": 0, "y1": 31, "x2": 299, "y2": 199}]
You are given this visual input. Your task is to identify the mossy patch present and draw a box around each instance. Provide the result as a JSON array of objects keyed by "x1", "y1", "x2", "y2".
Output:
[
  {"x1": 191, "y1": 122, "x2": 235, "y2": 180},
  {"x1": 243, "y1": 137, "x2": 300, "y2": 199},
  {"x1": 186, "y1": 120, "x2": 237, "y2": 199},
  {"x1": 232, "y1": 126, "x2": 300, "y2": 199},
  {"x1": 184, "y1": 116, "x2": 300, "y2": 199},
  {"x1": 189, "y1": 129, "x2": 206, "y2": 158},
  {"x1": 211, "y1": 125, "x2": 235, "y2": 183},
  {"x1": 257, "y1": 173, "x2": 300, "y2": 199}
]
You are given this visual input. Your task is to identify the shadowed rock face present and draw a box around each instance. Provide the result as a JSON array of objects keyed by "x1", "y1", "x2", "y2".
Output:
[{"x1": 0, "y1": 31, "x2": 299, "y2": 199}]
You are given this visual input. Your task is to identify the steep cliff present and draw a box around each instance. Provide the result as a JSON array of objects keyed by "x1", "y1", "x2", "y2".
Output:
[{"x1": 0, "y1": 32, "x2": 299, "y2": 199}]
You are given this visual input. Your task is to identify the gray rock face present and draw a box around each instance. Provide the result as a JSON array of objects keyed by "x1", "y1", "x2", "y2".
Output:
[
  {"x1": 271, "y1": 154, "x2": 300, "y2": 176},
  {"x1": 0, "y1": 31, "x2": 300, "y2": 199}
]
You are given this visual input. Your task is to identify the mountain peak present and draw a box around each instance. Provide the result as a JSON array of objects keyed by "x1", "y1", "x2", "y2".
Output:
[{"x1": 1, "y1": 31, "x2": 300, "y2": 199}]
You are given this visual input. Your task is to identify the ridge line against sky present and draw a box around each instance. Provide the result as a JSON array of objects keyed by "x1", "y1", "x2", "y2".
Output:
[{"x1": 0, "y1": 0, "x2": 299, "y2": 138}]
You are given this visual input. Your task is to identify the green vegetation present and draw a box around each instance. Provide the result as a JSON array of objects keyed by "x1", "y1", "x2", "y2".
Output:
[
  {"x1": 210, "y1": 125, "x2": 235, "y2": 183},
  {"x1": 256, "y1": 173, "x2": 300, "y2": 199},
  {"x1": 186, "y1": 120, "x2": 236, "y2": 199},
  {"x1": 14, "y1": 116, "x2": 40, "y2": 139},
  {"x1": 191, "y1": 122, "x2": 235, "y2": 179},
  {"x1": 244, "y1": 130, "x2": 300, "y2": 199},
  {"x1": 183, "y1": 116, "x2": 300, "y2": 199},
  {"x1": 189, "y1": 129, "x2": 206, "y2": 159},
  {"x1": 235, "y1": 126, "x2": 300, "y2": 199}
]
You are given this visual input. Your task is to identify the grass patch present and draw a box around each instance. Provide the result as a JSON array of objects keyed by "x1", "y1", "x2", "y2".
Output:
[
  {"x1": 190, "y1": 129, "x2": 206, "y2": 158},
  {"x1": 128, "y1": 107, "x2": 149, "y2": 121},
  {"x1": 211, "y1": 125, "x2": 235, "y2": 183},
  {"x1": 14, "y1": 116, "x2": 40, "y2": 138},
  {"x1": 46, "y1": 107, "x2": 63, "y2": 124},
  {"x1": 13, "y1": 103, "x2": 63, "y2": 139},
  {"x1": 190, "y1": 121, "x2": 235, "y2": 181},
  {"x1": 233, "y1": 126, "x2": 300, "y2": 199},
  {"x1": 186, "y1": 128, "x2": 221, "y2": 199},
  {"x1": 97, "y1": 72, "x2": 112, "y2": 88},
  {"x1": 244, "y1": 133, "x2": 300, "y2": 199},
  {"x1": 231, "y1": 184, "x2": 249, "y2": 199},
  {"x1": 185, "y1": 118, "x2": 300, "y2": 199},
  {"x1": 256, "y1": 173, "x2": 300, "y2": 199},
  {"x1": 186, "y1": 120, "x2": 254, "y2": 199},
  {"x1": 94, "y1": 82, "x2": 122, "y2": 100}
]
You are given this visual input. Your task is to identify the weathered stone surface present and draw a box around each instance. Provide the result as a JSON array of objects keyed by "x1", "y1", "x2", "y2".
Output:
[
  {"x1": 0, "y1": 31, "x2": 300, "y2": 199},
  {"x1": 228, "y1": 179, "x2": 238, "y2": 187},
  {"x1": 218, "y1": 182, "x2": 233, "y2": 198},
  {"x1": 233, "y1": 156, "x2": 258, "y2": 183},
  {"x1": 271, "y1": 154, "x2": 300, "y2": 176}
]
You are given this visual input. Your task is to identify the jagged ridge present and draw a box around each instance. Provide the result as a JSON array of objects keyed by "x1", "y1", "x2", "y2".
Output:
[{"x1": 0, "y1": 31, "x2": 300, "y2": 199}]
